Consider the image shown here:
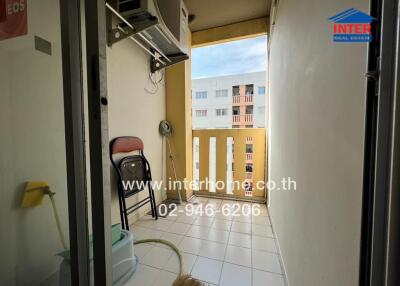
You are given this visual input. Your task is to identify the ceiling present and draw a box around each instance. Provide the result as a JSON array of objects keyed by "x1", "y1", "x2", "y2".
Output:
[{"x1": 184, "y1": 0, "x2": 271, "y2": 32}]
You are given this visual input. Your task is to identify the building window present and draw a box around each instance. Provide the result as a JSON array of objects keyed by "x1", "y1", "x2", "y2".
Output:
[
  {"x1": 258, "y1": 106, "x2": 265, "y2": 114},
  {"x1": 245, "y1": 84, "x2": 254, "y2": 95},
  {"x1": 232, "y1": 106, "x2": 240, "y2": 115},
  {"x1": 216, "y1": 89, "x2": 228, "y2": 98},
  {"x1": 245, "y1": 106, "x2": 253, "y2": 114},
  {"x1": 195, "y1": 91, "x2": 207, "y2": 99},
  {"x1": 216, "y1": 108, "x2": 228, "y2": 116},
  {"x1": 246, "y1": 163, "x2": 253, "y2": 172},
  {"x1": 195, "y1": 110, "x2": 208, "y2": 117},
  {"x1": 232, "y1": 125, "x2": 240, "y2": 128},
  {"x1": 258, "y1": 86, "x2": 266, "y2": 95},
  {"x1": 232, "y1": 86, "x2": 240, "y2": 96},
  {"x1": 244, "y1": 181, "x2": 253, "y2": 191},
  {"x1": 246, "y1": 144, "x2": 253, "y2": 153}
]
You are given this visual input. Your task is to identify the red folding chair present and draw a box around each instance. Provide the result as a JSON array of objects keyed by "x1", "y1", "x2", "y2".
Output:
[{"x1": 109, "y1": 136, "x2": 158, "y2": 230}]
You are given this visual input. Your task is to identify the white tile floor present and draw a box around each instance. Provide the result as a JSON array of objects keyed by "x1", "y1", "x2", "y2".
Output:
[{"x1": 124, "y1": 197, "x2": 287, "y2": 286}]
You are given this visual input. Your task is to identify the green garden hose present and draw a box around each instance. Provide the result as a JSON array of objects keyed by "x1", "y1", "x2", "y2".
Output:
[
  {"x1": 134, "y1": 239, "x2": 183, "y2": 276},
  {"x1": 134, "y1": 239, "x2": 204, "y2": 286}
]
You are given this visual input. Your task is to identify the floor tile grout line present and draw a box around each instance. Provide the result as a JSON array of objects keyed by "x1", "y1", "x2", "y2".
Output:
[
  {"x1": 134, "y1": 218, "x2": 275, "y2": 240},
  {"x1": 266, "y1": 207, "x2": 289, "y2": 286},
  {"x1": 216, "y1": 260, "x2": 225, "y2": 285},
  {"x1": 139, "y1": 257, "x2": 286, "y2": 279},
  {"x1": 250, "y1": 214, "x2": 253, "y2": 286},
  {"x1": 138, "y1": 232, "x2": 284, "y2": 270},
  {"x1": 132, "y1": 199, "x2": 283, "y2": 286}
]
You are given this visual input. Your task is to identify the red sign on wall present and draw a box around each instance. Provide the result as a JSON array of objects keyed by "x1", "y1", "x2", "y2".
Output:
[{"x1": 0, "y1": 0, "x2": 27, "y2": 41}]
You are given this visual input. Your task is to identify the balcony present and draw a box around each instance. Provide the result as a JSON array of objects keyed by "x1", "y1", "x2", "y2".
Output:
[
  {"x1": 232, "y1": 95, "x2": 253, "y2": 105},
  {"x1": 244, "y1": 114, "x2": 253, "y2": 123},
  {"x1": 246, "y1": 153, "x2": 253, "y2": 162},
  {"x1": 232, "y1": 95, "x2": 240, "y2": 104},
  {"x1": 231, "y1": 114, "x2": 253, "y2": 125},
  {"x1": 192, "y1": 128, "x2": 266, "y2": 200},
  {"x1": 245, "y1": 95, "x2": 253, "y2": 103}
]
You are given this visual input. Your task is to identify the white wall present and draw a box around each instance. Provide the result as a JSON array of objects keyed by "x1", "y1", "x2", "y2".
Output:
[
  {"x1": 107, "y1": 40, "x2": 167, "y2": 224},
  {"x1": 0, "y1": 1, "x2": 69, "y2": 285},
  {"x1": 268, "y1": 1, "x2": 368, "y2": 286}
]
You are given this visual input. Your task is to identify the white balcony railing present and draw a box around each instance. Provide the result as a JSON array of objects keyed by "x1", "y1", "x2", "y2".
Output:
[
  {"x1": 232, "y1": 115, "x2": 240, "y2": 123},
  {"x1": 232, "y1": 114, "x2": 253, "y2": 124},
  {"x1": 244, "y1": 114, "x2": 253, "y2": 123},
  {"x1": 232, "y1": 95, "x2": 253, "y2": 104},
  {"x1": 246, "y1": 153, "x2": 253, "y2": 161},
  {"x1": 245, "y1": 95, "x2": 253, "y2": 103}
]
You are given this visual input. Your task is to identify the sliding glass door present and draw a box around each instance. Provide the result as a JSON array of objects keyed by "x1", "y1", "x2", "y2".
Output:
[{"x1": 0, "y1": 0, "x2": 90, "y2": 285}]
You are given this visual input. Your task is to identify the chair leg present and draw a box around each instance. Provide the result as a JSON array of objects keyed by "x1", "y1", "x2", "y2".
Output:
[
  {"x1": 144, "y1": 159, "x2": 158, "y2": 220},
  {"x1": 124, "y1": 211, "x2": 129, "y2": 231},
  {"x1": 118, "y1": 192, "x2": 125, "y2": 230},
  {"x1": 147, "y1": 184, "x2": 156, "y2": 218},
  {"x1": 153, "y1": 194, "x2": 158, "y2": 220},
  {"x1": 121, "y1": 194, "x2": 130, "y2": 231},
  {"x1": 149, "y1": 185, "x2": 158, "y2": 220}
]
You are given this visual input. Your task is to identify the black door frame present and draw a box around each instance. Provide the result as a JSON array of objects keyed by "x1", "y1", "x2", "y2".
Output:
[
  {"x1": 360, "y1": 0, "x2": 400, "y2": 285},
  {"x1": 84, "y1": 0, "x2": 113, "y2": 285},
  {"x1": 60, "y1": 0, "x2": 90, "y2": 284},
  {"x1": 60, "y1": 0, "x2": 112, "y2": 284}
]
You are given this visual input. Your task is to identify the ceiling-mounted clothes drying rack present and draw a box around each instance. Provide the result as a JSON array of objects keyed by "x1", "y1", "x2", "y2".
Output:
[{"x1": 105, "y1": 2, "x2": 189, "y2": 73}]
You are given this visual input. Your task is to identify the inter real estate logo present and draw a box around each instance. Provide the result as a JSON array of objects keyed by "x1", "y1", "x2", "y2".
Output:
[{"x1": 329, "y1": 8, "x2": 375, "y2": 42}]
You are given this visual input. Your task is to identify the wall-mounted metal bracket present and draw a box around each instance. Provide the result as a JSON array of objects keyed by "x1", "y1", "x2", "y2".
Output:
[
  {"x1": 151, "y1": 53, "x2": 189, "y2": 73},
  {"x1": 107, "y1": 17, "x2": 158, "y2": 46},
  {"x1": 105, "y1": 1, "x2": 190, "y2": 72},
  {"x1": 106, "y1": 1, "x2": 158, "y2": 47}
]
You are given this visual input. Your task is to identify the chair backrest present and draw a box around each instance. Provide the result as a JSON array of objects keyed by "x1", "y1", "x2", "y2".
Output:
[
  {"x1": 110, "y1": 137, "x2": 149, "y2": 197},
  {"x1": 110, "y1": 136, "x2": 144, "y2": 155}
]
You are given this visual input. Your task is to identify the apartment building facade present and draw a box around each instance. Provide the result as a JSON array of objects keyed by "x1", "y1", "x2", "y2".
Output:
[{"x1": 192, "y1": 71, "x2": 267, "y2": 129}]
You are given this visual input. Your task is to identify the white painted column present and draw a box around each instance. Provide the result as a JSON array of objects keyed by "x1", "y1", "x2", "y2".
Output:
[
  {"x1": 226, "y1": 137, "x2": 234, "y2": 194},
  {"x1": 193, "y1": 137, "x2": 200, "y2": 191},
  {"x1": 209, "y1": 137, "x2": 216, "y2": 193}
]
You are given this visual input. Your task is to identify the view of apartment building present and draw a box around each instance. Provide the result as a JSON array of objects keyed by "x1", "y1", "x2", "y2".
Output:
[
  {"x1": 192, "y1": 71, "x2": 267, "y2": 129},
  {"x1": 192, "y1": 72, "x2": 266, "y2": 198}
]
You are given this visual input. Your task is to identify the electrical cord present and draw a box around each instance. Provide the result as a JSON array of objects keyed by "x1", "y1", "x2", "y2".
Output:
[{"x1": 144, "y1": 70, "x2": 165, "y2": 94}]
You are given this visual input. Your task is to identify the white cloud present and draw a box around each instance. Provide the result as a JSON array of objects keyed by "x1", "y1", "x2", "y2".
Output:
[{"x1": 192, "y1": 36, "x2": 267, "y2": 79}]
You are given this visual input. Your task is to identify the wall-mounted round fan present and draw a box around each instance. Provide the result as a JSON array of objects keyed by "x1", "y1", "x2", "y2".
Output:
[{"x1": 159, "y1": 120, "x2": 173, "y2": 137}]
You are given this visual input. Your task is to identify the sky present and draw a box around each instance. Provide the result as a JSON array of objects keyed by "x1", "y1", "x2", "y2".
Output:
[{"x1": 191, "y1": 35, "x2": 267, "y2": 79}]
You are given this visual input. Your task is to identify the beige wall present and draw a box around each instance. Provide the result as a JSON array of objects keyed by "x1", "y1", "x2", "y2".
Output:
[
  {"x1": 165, "y1": 32, "x2": 193, "y2": 201},
  {"x1": 0, "y1": 1, "x2": 70, "y2": 285},
  {"x1": 192, "y1": 17, "x2": 268, "y2": 48},
  {"x1": 107, "y1": 39, "x2": 167, "y2": 223},
  {"x1": 268, "y1": 0, "x2": 368, "y2": 285}
]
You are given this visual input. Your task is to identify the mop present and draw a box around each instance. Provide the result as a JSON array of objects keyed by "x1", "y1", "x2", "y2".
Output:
[
  {"x1": 159, "y1": 120, "x2": 201, "y2": 208},
  {"x1": 21, "y1": 182, "x2": 204, "y2": 285},
  {"x1": 21, "y1": 181, "x2": 68, "y2": 250},
  {"x1": 158, "y1": 120, "x2": 183, "y2": 207}
]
